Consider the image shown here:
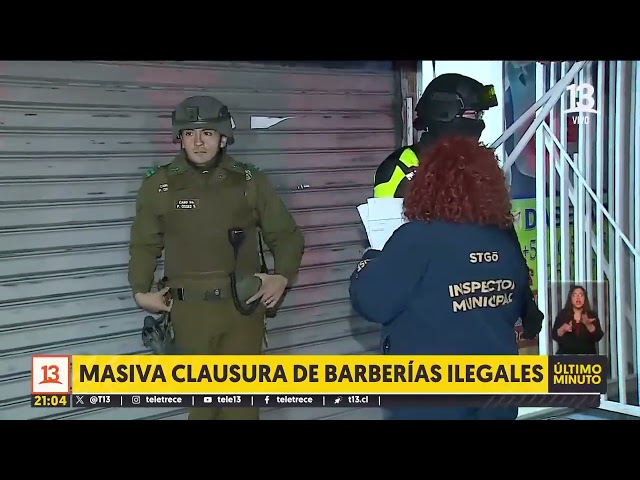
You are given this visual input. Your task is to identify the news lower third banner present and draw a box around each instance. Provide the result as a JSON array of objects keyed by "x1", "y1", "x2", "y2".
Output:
[
  {"x1": 31, "y1": 393, "x2": 602, "y2": 409},
  {"x1": 31, "y1": 354, "x2": 608, "y2": 396}
]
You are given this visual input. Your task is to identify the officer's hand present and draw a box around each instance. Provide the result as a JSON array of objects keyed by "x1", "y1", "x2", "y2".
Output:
[
  {"x1": 247, "y1": 274, "x2": 288, "y2": 308},
  {"x1": 134, "y1": 287, "x2": 173, "y2": 314}
]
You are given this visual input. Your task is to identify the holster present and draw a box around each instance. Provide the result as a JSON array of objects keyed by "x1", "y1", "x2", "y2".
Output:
[{"x1": 141, "y1": 277, "x2": 178, "y2": 354}]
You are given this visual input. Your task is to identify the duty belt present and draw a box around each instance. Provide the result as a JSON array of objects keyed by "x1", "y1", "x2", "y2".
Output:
[{"x1": 170, "y1": 287, "x2": 231, "y2": 301}]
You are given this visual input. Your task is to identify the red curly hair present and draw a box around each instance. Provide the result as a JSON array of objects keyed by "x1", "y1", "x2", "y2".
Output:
[{"x1": 404, "y1": 136, "x2": 513, "y2": 228}]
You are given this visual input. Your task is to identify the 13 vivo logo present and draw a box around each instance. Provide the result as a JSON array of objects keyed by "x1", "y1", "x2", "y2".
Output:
[{"x1": 566, "y1": 83, "x2": 598, "y2": 124}]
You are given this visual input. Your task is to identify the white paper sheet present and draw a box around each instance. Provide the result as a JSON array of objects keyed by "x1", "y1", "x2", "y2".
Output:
[
  {"x1": 357, "y1": 203, "x2": 372, "y2": 239},
  {"x1": 357, "y1": 198, "x2": 406, "y2": 251}
]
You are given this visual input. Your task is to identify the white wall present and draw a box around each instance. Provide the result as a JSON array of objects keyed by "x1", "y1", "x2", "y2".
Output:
[{"x1": 420, "y1": 61, "x2": 505, "y2": 163}]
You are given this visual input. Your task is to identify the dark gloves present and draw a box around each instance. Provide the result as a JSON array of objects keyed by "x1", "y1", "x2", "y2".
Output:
[{"x1": 521, "y1": 288, "x2": 544, "y2": 340}]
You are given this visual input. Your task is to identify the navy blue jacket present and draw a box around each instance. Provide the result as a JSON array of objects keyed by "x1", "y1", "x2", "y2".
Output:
[{"x1": 349, "y1": 220, "x2": 529, "y2": 356}]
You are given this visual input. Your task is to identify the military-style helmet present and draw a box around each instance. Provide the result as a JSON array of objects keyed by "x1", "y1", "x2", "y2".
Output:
[
  {"x1": 414, "y1": 73, "x2": 498, "y2": 139},
  {"x1": 171, "y1": 95, "x2": 236, "y2": 146}
]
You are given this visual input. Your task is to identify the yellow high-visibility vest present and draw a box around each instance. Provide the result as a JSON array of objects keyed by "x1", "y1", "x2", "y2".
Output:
[{"x1": 373, "y1": 148, "x2": 420, "y2": 198}]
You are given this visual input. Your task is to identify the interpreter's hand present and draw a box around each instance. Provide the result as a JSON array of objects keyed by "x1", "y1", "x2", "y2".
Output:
[
  {"x1": 247, "y1": 273, "x2": 288, "y2": 308},
  {"x1": 560, "y1": 322, "x2": 572, "y2": 334},
  {"x1": 134, "y1": 287, "x2": 172, "y2": 314},
  {"x1": 583, "y1": 314, "x2": 595, "y2": 325}
]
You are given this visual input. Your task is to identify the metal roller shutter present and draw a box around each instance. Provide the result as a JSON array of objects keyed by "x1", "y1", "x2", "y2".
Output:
[{"x1": 0, "y1": 60, "x2": 403, "y2": 420}]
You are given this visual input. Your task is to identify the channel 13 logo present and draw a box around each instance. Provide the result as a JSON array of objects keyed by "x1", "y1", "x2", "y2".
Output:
[{"x1": 31, "y1": 355, "x2": 71, "y2": 395}]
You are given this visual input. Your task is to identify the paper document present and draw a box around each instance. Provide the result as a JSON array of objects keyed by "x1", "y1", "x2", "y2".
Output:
[
  {"x1": 357, "y1": 204, "x2": 372, "y2": 239},
  {"x1": 357, "y1": 198, "x2": 406, "y2": 250}
]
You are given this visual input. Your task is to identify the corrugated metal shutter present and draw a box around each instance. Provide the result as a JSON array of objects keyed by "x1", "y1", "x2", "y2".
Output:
[{"x1": 0, "y1": 61, "x2": 401, "y2": 420}]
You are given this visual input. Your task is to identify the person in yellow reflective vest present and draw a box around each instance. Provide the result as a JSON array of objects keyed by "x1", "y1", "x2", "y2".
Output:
[
  {"x1": 374, "y1": 73, "x2": 497, "y2": 198},
  {"x1": 372, "y1": 73, "x2": 543, "y2": 341}
]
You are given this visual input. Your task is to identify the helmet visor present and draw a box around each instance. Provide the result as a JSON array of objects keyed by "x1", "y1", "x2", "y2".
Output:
[{"x1": 475, "y1": 84, "x2": 498, "y2": 110}]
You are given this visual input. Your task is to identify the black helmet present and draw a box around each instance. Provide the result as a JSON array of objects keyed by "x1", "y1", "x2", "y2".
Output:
[
  {"x1": 414, "y1": 73, "x2": 498, "y2": 139},
  {"x1": 171, "y1": 95, "x2": 236, "y2": 146}
]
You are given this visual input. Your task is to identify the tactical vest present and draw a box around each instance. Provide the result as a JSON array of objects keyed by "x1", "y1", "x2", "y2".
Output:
[
  {"x1": 373, "y1": 148, "x2": 420, "y2": 198},
  {"x1": 158, "y1": 161, "x2": 263, "y2": 285}
]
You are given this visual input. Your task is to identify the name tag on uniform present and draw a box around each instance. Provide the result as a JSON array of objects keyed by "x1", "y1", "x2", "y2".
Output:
[{"x1": 175, "y1": 199, "x2": 199, "y2": 210}]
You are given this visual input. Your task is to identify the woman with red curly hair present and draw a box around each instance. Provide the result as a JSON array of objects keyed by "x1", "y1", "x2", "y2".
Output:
[{"x1": 349, "y1": 136, "x2": 530, "y2": 421}]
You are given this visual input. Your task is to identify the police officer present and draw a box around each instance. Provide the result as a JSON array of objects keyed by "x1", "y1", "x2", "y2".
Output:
[
  {"x1": 128, "y1": 95, "x2": 305, "y2": 420},
  {"x1": 372, "y1": 73, "x2": 543, "y2": 341},
  {"x1": 374, "y1": 73, "x2": 498, "y2": 198}
]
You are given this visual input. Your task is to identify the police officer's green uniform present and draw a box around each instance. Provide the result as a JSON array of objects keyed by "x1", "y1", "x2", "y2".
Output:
[{"x1": 128, "y1": 95, "x2": 305, "y2": 420}]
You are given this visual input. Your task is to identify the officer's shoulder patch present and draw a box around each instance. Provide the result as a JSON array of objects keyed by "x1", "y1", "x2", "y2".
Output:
[
  {"x1": 356, "y1": 259, "x2": 370, "y2": 273},
  {"x1": 237, "y1": 161, "x2": 261, "y2": 174},
  {"x1": 236, "y1": 160, "x2": 260, "y2": 171},
  {"x1": 231, "y1": 161, "x2": 261, "y2": 181},
  {"x1": 144, "y1": 163, "x2": 171, "y2": 179}
]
